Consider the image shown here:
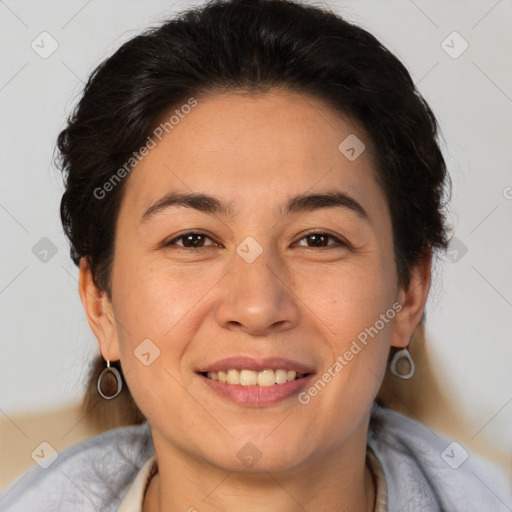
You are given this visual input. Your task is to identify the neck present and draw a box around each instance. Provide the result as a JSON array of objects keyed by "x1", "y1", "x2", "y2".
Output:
[{"x1": 143, "y1": 423, "x2": 375, "y2": 512}]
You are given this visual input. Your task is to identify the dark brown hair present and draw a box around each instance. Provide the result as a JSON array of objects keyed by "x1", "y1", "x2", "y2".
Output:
[{"x1": 56, "y1": 0, "x2": 451, "y2": 429}]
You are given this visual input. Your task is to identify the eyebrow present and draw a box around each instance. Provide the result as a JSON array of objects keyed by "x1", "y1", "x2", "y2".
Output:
[{"x1": 140, "y1": 190, "x2": 369, "y2": 223}]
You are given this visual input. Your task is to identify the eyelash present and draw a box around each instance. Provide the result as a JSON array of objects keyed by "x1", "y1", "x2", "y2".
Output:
[{"x1": 162, "y1": 230, "x2": 350, "y2": 251}]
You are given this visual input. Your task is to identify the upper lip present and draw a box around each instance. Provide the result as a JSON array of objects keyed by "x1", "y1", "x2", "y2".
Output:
[{"x1": 196, "y1": 356, "x2": 315, "y2": 374}]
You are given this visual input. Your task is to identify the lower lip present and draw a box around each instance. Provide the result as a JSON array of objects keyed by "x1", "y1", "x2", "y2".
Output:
[{"x1": 198, "y1": 373, "x2": 314, "y2": 406}]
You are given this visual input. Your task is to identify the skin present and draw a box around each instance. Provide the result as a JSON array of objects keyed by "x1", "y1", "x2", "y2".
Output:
[{"x1": 79, "y1": 89, "x2": 431, "y2": 512}]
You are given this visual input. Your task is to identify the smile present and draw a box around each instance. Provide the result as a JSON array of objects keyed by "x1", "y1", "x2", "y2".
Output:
[
  {"x1": 196, "y1": 356, "x2": 315, "y2": 405},
  {"x1": 203, "y1": 369, "x2": 307, "y2": 386}
]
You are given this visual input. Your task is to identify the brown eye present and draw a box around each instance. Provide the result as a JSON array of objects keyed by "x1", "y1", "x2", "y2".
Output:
[
  {"x1": 304, "y1": 234, "x2": 329, "y2": 247},
  {"x1": 296, "y1": 232, "x2": 348, "y2": 249},
  {"x1": 164, "y1": 232, "x2": 217, "y2": 249}
]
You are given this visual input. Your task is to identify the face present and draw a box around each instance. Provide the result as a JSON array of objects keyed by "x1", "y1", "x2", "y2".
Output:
[{"x1": 82, "y1": 89, "x2": 428, "y2": 473}]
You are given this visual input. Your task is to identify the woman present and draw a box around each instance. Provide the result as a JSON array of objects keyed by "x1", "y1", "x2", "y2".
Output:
[{"x1": 1, "y1": 0, "x2": 510, "y2": 510}]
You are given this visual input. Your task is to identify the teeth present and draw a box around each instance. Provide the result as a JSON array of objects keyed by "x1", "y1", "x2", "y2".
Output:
[
  {"x1": 227, "y1": 369, "x2": 240, "y2": 385},
  {"x1": 240, "y1": 369, "x2": 258, "y2": 386},
  {"x1": 257, "y1": 369, "x2": 275, "y2": 387},
  {"x1": 275, "y1": 369, "x2": 287, "y2": 384},
  {"x1": 204, "y1": 369, "x2": 305, "y2": 385}
]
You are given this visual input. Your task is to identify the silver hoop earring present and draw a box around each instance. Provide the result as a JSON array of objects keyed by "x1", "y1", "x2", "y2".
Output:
[
  {"x1": 389, "y1": 348, "x2": 415, "y2": 380},
  {"x1": 97, "y1": 359, "x2": 123, "y2": 400}
]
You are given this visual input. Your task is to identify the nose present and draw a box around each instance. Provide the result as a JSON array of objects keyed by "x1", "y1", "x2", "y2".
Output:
[{"x1": 214, "y1": 245, "x2": 301, "y2": 337}]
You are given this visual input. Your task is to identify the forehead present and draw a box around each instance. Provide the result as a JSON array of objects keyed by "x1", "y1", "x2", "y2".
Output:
[{"x1": 121, "y1": 89, "x2": 384, "y2": 219}]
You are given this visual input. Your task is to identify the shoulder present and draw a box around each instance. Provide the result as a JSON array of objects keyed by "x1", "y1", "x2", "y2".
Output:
[
  {"x1": 368, "y1": 402, "x2": 512, "y2": 512},
  {"x1": 0, "y1": 421, "x2": 154, "y2": 512}
]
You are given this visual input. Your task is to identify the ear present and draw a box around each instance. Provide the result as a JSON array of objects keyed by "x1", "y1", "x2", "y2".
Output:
[
  {"x1": 78, "y1": 258, "x2": 121, "y2": 362},
  {"x1": 390, "y1": 253, "x2": 431, "y2": 348}
]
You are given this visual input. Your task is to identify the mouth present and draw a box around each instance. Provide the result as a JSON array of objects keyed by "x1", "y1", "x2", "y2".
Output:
[
  {"x1": 200, "y1": 368, "x2": 308, "y2": 386},
  {"x1": 196, "y1": 356, "x2": 315, "y2": 406}
]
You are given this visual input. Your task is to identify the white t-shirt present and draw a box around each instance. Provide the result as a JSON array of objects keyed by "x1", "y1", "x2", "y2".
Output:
[{"x1": 117, "y1": 456, "x2": 157, "y2": 512}]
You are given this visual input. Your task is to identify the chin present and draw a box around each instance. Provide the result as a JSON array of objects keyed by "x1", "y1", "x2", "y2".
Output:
[{"x1": 207, "y1": 436, "x2": 312, "y2": 474}]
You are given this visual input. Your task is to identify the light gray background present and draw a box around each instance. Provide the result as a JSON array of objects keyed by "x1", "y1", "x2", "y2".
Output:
[{"x1": 1, "y1": 0, "x2": 511, "y2": 458}]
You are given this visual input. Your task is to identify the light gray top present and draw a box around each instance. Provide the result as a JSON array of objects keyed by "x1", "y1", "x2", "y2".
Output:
[{"x1": 1, "y1": 402, "x2": 510, "y2": 511}]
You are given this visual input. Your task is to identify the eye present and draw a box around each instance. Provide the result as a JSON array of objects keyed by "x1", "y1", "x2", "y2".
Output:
[
  {"x1": 295, "y1": 232, "x2": 349, "y2": 249},
  {"x1": 163, "y1": 231, "x2": 219, "y2": 249},
  {"x1": 162, "y1": 230, "x2": 350, "y2": 251}
]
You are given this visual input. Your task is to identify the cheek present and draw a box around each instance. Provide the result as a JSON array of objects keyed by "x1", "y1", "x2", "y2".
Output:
[
  {"x1": 297, "y1": 256, "x2": 396, "y2": 338},
  {"x1": 297, "y1": 262, "x2": 396, "y2": 410},
  {"x1": 112, "y1": 258, "x2": 212, "y2": 340},
  {"x1": 109, "y1": 259, "x2": 222, "y2": 399}
]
